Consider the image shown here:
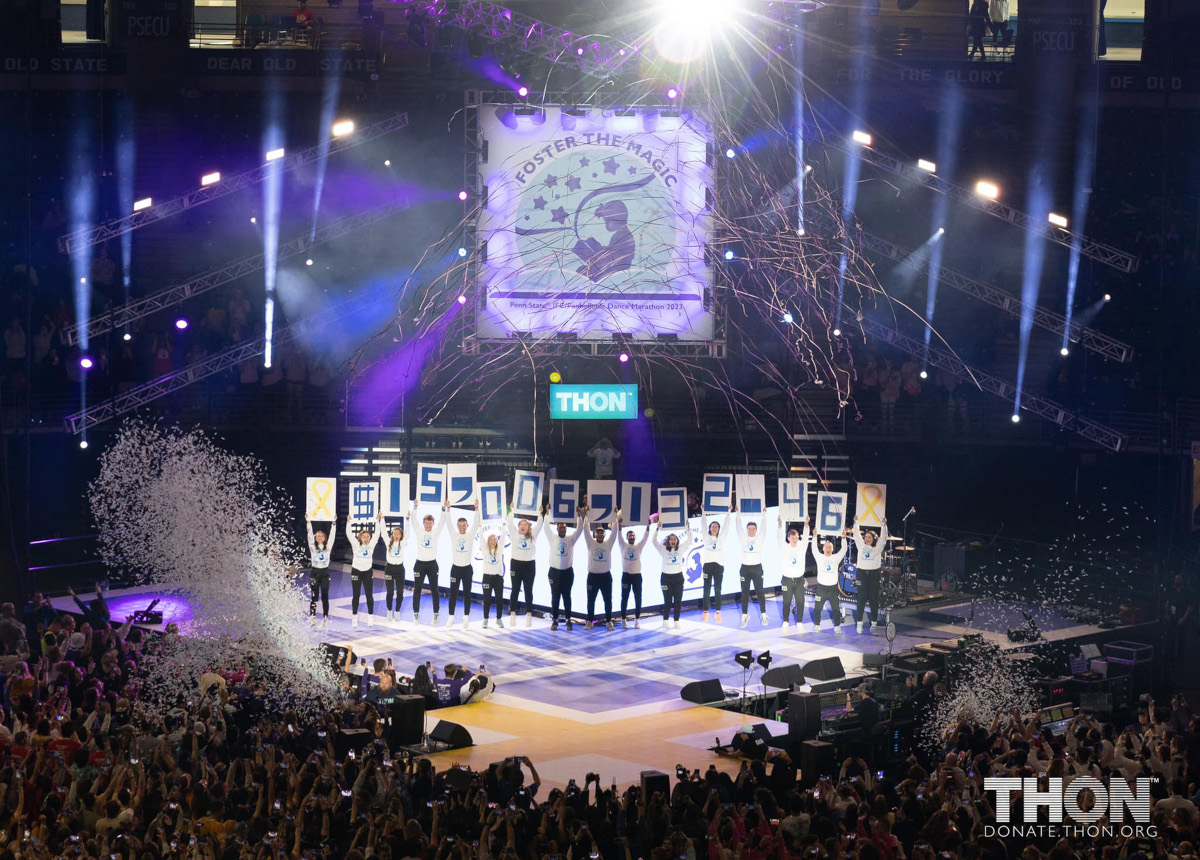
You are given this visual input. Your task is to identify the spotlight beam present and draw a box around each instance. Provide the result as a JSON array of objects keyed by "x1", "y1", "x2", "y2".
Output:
[
  {"x1": 861, "y1": 232, "x2": 1133, "y2": 363},
  {"x1": 818, "y1": 138, "x2": 1137, "y2": 274},
  {"x1": 57, "y1": 111, "x2": 410, "y2": 255},
  {"x1": 65, "y1": 293, "x2": 374, "y2": 435},
  {"x1": 859, "y1": 317, "x2": 1127, "y2": 452},
  {"x1": 62, "y1": 201, "x2": 413, "y2": 346}
]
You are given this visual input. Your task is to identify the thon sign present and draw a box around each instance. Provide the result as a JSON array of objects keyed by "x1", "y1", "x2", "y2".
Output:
[{"x1": 550, "y1": 384, "x2": 638, "y2": 420}]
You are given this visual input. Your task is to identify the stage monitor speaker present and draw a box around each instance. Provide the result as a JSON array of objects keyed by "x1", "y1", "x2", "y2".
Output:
[
  {"x1": 934, "y1": 544, "x2": 965, "y2": 591},
  {"x1": 389, "y1": 695, "x2": 425, "y2": 746},
  {"x1": 641, "y1": 770, "x2": 670, "y2": 799},
  {"x1": 787, "y1": 691, "x2": 821, "y2": 739},
  {"x1": 680, "y1": 678, "x2": 724, "y2": 704},
  {"x1": 334, "y1": 728, "x2": 371, "y2": 758},
  {"x1": 761, "y1": 663, "x2": 807, "y2": 689},
  {"x1": 429, "y1": 720, "x2": 473, "y2": 749},
  {"x1": 799, "y1": 739, "x2": 836, "y2": 788},
  {"x1": 803, "y1": 656, "x2": 845, "y2": 682},
  {"x1": 862, "y1": 653, "x2": 888, "y2": 669}
]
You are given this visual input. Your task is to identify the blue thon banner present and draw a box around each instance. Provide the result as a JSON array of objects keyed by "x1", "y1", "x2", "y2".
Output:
[{"x1": 549, "y1": 384, "x2": 638, "y2": 419}]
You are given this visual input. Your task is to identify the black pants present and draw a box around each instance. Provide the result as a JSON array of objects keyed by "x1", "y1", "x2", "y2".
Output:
[
  {"x1": 740, "y1": 564, "x2": 766, "y2": 615},
  {"x1": 481, "y1": 574, "x2": 504, "y2": 619},
  {"x1": 385, "y1": 564, "x2": 405, "y2": 613},
  {"x1": 856, "y1": 567, "x2": 881, "y2": 625},
  {"x1": 702, "y1": 563, "x2": 724, "y2": 611},
  {"x1": 780, "y1": 577, "x2": 804, "y2": 621},
  {"x1": 448, "y1": 564, "x2": 473, "y2": 616},
  {"x1": 351, "y1": 572, "x2": 374, "y2": 616},
  {"x1": 549, "y1": 567, "x2": 574, "y2": 622},
  {"x1": 586, "y1": 573, "x2": 613, "y2": 624},
  {"x1": 412, "y1": 560, "x2": 439, "y2": 614},
  {"x1": 969, "y1": 29, "x2": 986, "y2": 57},
  {"x1": 509, "y1": 559, "x2": 536, "y2": 615},
  {"x1": 661, "y1": 572, "x2": 684, "y2": 621},
  {"x1": 309, "y1": 569, "x2": 330, "y2": 617},
  {"x1": 621, "y1": 573, "x2": 643, "y2": 618},
  {"x1": 813, "y1": 583, "x2": 842, "y2": 627}
]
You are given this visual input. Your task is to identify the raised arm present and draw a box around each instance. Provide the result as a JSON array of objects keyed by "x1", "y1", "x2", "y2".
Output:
[
  {"x1": 344, "y1": 517, "x2": 356, "y2": 545},
  {"x1": 718, "y1": 512, "x2": 731, "y2": 548},
  {"x1": 879, "y1": 519, "x2": 889, "y2": 546},
  {"x1": 651, "y1": 524, "x2": 667, "y2": 557},
  {"x1": 603, "y1": 525, "x2": 617, "y2": 550}
]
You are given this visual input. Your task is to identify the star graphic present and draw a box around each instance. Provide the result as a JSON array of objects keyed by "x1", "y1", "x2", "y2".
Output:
[
  {"x1": 592, "y1": 172, "x2": 598, "y2": 178},
  {"x1": 550, "y1": 206, "x2": 569, "y2": 225},
  {"x1": 565, "y1": 176, "x2": 582, "y2": 192},
  {"x1": 602, "y1": 157, "x2": 619, "y2": 175},
  {"x1": 579, "y1": 156, "x2": 590, "y2": 167},
  {"x1": 533, "y1": 196, "x2": 547, "y2": 210},
  {"x1": 524, "y1": 215, "x2": 530, "y2": 221},
  {"x1": 628, "y1": 166, "x2": 638, "y2": 175},
  {"x1": 544, "y1": 174, "x2": 559, "y2": 188}
]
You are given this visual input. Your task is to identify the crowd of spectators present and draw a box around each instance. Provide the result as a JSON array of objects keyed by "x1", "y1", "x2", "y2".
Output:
[{"x1": 1, "y1": 584, "x2": 1200, "y2": 860}]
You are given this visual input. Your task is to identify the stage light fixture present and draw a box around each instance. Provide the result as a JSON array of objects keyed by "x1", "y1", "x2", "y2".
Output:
[
  {"x1": 133, "y1": 197, "x2": 152, "y2": 212},
  {"x1": 123, "y1": 332, "x2": 132, "y2": 342},
  {"x1": 265, "y1": 148, "x2": 285, "y2": 161},
  {"x1": 549, "y1": 371, "x2": 562, "y2": 383},
  {"x1": 782, "y1": 312, "x2": 793, "y2": 324},
  {"x1": 457, "y1": 295, "x2": 467, "y2": 305},
  {"x1": 725, "y1": 147, "x2": 736, "y2": 159},
  {"x1": 1103, "y1": 293, "x2": 1111, "y2": 302},
  {"x1": 305, "y1": 259, "x2": 314, "y2": 267},
  {"x1": 79, "y1": 356, "x2": 94, "y2": 369},
  {"x1": 734, "y1": 650, "x2": 753, "y2": 669},
  {"x1": 79, "y1": 439, "x2": 88, "y2": 449},
  {"x1": 756, "y1": 651, "x2": 772, "y2": 670},
  {"x1": 918, "y1": 159, "x2": 937, "y2": 173},
  {"x1": 937, "y1": 227, "x2": 945, "y2": 236},
  {"x1": 666, "y1": 87, "x2": 679, "y2": 100},
  {"x1": 384, "y1": 159, "x2": 391, "y2": 167},
  {"x1": 250, "y1": 216, "x2": 257, "y2": 224},
  {"x1": 80, "y1": 277, "x2": 87, "y2": 284},
  {"x1": 975, "y1": 180, "x2": 1000, "y2": 200},
  {"x1": 1011, "y1": 413, "x2": 1021, "y2": 423},
  {"x1": 576, "y1": 46, "x2": 584, "y2": 55},
  {"x1": 724, "y1": 249, "x2": 735, "y2": 261},
  {"x1": 331, "y1": 120, "x2": 356, "y2": 137},
  {"x1": 797, "y1": 227, "x2": 806, "y2": 236},
  {"x1": 804, "y1": 164, "x2": 814, "y2": 174},
  {"x1": 457, "y1": 247, "x2": 468, "y2": 257},
  {"x1": 619, "y1": 352, "x2": 629, "y2": 363},
  {"x1": 919, "y1": 370, "x2": 928, "y2": 379},
  {"x1": 832, "y1": 327, "x2": 842, "y2": 336},
  {"x1": 175, "y1": 318, "x2": 188, "y2": 330},
  {"x1": 517, "y1": 85, "x2": 529, "y2": 98},
  {"x1": 201, "y1": 171, "x2": 221, "y2": 186},
  {"x1": 1048, "y1": 212, "x2": 1069, "y2": 228},
  {"x1": 851, "y1": 130, "x2": 872, "y2": 146},
  {"x1": 458, "y1": 190, "x2": 469, "y2": 201},
  {"x1": 1060, "y1": 347, "x2": 1069, "y2": 356}
]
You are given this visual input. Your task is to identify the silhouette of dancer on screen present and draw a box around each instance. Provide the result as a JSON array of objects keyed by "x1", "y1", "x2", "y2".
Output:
[{"x1": 574, "y1": 200, "x2": 635, "y2": 282}]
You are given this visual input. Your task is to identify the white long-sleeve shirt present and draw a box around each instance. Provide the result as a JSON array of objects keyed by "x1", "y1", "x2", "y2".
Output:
[
  {"x1": 584, "y1": 526, "x2": 617, "y2": 574},
  {"x1": 619, "y1": 528, "x2": 651, "y2": 574},
  {"x1": 384, "y1": 530, "x2": 407, "y2": 567},
  {"x1": 853, "y1": 522, "x2": 888, "y2": 570},
  {"x1": 413, "y1": 515, "x2": 445, "y2": 563},
  {"x1": 449, "y1": 510, "x2": 482, "y2": 567},
  {"x1": 475, "y1": 540, "x2": 505, "y2": 578},
  {"x1": 307, "y1": 521, "x2": 334, "y2": 570},
  {"x1": 700, "y1": 513, "x2": 731, "y2": 565},
  {"x1": 346, "y1": 520, "x2": 383, "y2": 572},
  {"x1": 654, "y1": 524, "x2": 693, "y2": 574},
  {"x1": 507, "y1": 513, "x2": 544, "y2": 563},
  {"x1": 737, "y1": 514, "x2": 764, "y2": 565},
  {"x1": 780, "y1": 524, "x2": 808, "y2": 580},
  {"x1": 810, "y1": 535, "x2": 845, "y2": 586},
  {"x1": 547, "y1": 520, "x2": 583, "y2": 570}
]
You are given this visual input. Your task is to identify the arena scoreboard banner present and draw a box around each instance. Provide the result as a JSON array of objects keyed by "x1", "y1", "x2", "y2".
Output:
[{"x1": 475, "y1": 104, "x2": 714, "y2": 343}]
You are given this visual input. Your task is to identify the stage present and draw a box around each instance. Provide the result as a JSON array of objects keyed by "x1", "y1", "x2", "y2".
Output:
[{"x1": 51, "y1": 576, "x2": 1136, "y2": 790}]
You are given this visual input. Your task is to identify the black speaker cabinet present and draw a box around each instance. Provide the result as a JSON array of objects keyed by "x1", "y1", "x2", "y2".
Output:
[
  {"x1": 429, "y1": 720, "x2": 473, "y2": 749},
  {"x1": 389, "y1": 694, "x2": 425, "y2": 746},
  {"x1": 335, "y1": 728, "x2": 371, "y2": 758},
  {"x1": 803, "y1": 656, "x2": 845, "y2": 682},
  {"x1": 761, "y1": 663, "x2": 807, "y2": 689},
  {"x1": 799, "y1": 739, "x2": 836, "y2": 787},
  {"x1": 680, "y1": 678, "x2": 724, "y2": 704},
  {"x1": 641, "y1": 769, "x2": 670, "y2": 799},
  {"x1": 787, "y1": 691, "x2": 822, "y2": 739}
]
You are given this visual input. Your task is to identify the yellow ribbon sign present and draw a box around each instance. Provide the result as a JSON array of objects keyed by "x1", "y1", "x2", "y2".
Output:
[
  {"x1": 856, "y1": 482, "x2": 887, "y2": 527},
  {"x1": 307, "y1": 477, "x2": 337, "y2": 520}
]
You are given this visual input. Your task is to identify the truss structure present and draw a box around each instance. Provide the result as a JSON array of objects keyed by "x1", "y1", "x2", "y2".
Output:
[
  {"x1": 861, "y1": 232, "x2": 1134, "y2": 363},
  {"x1": 820, "y1": 140, "x2": 1138, "y2": 274},
  {"x1": 461, "y1": 336, "x2": 726, "y2": 359},
  {"x1": 65, "y1": 295, "x2": 370, "y2": 435},
  {"x1": 63, "y1": 201, "x2": 410, "y2": 346},
  {"x1": 858, "y1": 317, "x2": 1127, "y2": 452},
  {"x1": 58, "y1": 112, "x2": 410, "y2": 255}
]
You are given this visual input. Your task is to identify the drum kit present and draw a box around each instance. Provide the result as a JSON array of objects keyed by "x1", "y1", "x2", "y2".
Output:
[{"x1": 838, "y1": 534, "x2": 918, "y2": 604}]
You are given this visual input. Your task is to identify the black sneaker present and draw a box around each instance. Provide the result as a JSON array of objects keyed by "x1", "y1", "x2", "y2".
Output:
[
  {"x1": 551, "y1": 619, "x2": 559, "y2": 631},
  {"x1": 566, "y1": 619, "x2": 574, "y2": 630}
]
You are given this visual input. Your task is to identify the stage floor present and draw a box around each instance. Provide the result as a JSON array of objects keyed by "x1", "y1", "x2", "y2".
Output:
[{"x1": 51, "y1": 576, "x2": 1120, "y2": 790}]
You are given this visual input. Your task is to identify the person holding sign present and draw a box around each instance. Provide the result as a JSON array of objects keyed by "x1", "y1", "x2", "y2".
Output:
[
  {"x1": 383, "y1": 522, "x2": 407, "y2": 623},
  {"x1": 507, "y1": 508, "x2": 545, "y2": 628},
  {"x1": 653, "y1": 519, "x2": 692, "y2": 629},
  {"x1": 737, "y1": 514, "x2": 769, "y2": 629},
  {"x1": 779, "y1": 516, "x2": 808, "y2": 632},
  {"x1": 346, "y1": 514, "x2": 383, "y2": 628},
  {"x1": 477, "y1": 530, "x2": 506, "y2": 629},
  {"x1": 305, "y1": 514, "x2": 336, "y2": 628},
  {"x1": 546, "y1": 514, "x2": 583, "y2": 631},
  {"x1": 852, "y1": 516, "x2": 888, "y2": 634},
  {"x1": 617, "y1": 511, "x2": 651, "y2": 628},
  {"x1": 700, "y1": 513, "x2": 730, "y2": 623},
  {"x1": 411, "y1": 504, "x2": 446, "y2": 625},
  {"x1": 447, "y1": 503, "x2": 482, "y2": 629},
  {"x1": 583, "y1": 513, "x2": 617, "y2": 631},
  {"x1": 809, "y1": 520, "x2": 847, "y2": 635}
]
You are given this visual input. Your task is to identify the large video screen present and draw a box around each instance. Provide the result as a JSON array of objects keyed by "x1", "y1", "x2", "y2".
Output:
[{"x1": 475, "y1": 105, "x2": 715, "y2": 342}]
